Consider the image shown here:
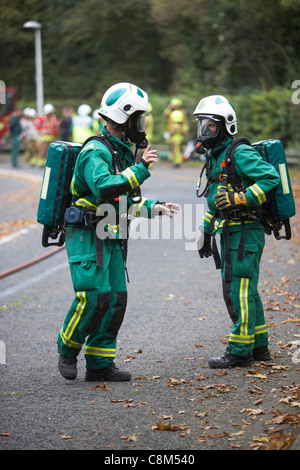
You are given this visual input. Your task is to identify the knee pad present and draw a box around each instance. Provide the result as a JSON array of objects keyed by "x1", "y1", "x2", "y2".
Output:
[
  {"x1": 107, "y1": 291, "x2": 127, "y2": 336},
  {"x1": 86, "y1": 292, "x2": 111, "y2": 334}
]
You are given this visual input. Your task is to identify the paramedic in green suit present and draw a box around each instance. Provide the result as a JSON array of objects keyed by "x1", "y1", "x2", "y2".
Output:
[
  {"x1": 194, "y1": 95, "x2": 280, "y2": 368},
  {"x1": 57, "y1": 83, "x2": 179, "y2": 381}
]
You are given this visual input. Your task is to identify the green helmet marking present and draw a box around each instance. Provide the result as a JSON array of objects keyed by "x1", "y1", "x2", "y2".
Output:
[{"x1": 106, "y1": 88, "x2": 127, "y2": 106}]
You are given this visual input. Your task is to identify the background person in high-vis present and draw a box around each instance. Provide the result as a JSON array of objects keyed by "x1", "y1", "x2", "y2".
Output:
[
  {"x1": 57, "y1": 82, "x2": 179, "y2": 382},
  {"x1": 194, "y1": 95, "x2": 280, "y2": 369},
  {"x1": 34, "y1": 103, "x2": 59, "y2": 167},
  {"x1": 72, "y1": 104, "x2": 94, "y2": 143},
  {"x1": 164, "y1": 98, "x2": 189, "y2": 168}
]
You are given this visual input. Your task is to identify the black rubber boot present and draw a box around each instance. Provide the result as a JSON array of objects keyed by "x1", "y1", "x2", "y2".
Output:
[
  {"x1": 85, "y1": 362, "x2": 131, "y2": 382},
  {"x1": 253, "y1": 346, "x2": 271, "y2": 361},
  {"x1": 208, "y1": 347, "x2": 253, "y2": 369},
  {"x1": 58, "y1": 348, "x2": 77, "y2": 380}
]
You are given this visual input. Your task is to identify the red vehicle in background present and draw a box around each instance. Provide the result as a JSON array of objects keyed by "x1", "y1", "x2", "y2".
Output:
[{"x1": 0, "y1": 86, "x2": 18, "y2": 147}]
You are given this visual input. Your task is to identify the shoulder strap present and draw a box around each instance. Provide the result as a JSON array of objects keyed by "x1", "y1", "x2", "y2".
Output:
[
  {"x1": 224, "y1": 138, "x2": 251, "y2": 192},
  {"x1": 81, "y1": 133, "x2": 122, "y2": 174}
]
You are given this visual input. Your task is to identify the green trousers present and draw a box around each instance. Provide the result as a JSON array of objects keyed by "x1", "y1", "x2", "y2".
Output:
[
  {"x1": 10, "y1": 135, "x2": 21, "y2": 167},
  {"x1": 220, "y1": 227, "x2": 268, "y2": 357},
  {"x1": 57, "y1": 230, "x2": 127, "y2": 369}
]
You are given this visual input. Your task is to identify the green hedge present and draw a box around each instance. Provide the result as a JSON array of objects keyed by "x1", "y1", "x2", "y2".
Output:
[
  {"x1": 19, "y1": 86, "x2": 300, "y2": 151},
  {"x1": 149, "y1": 87, "x2": 300, "y2": 150}
]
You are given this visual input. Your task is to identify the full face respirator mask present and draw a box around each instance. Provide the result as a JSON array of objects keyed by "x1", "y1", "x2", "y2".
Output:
[
  {"x1": 194, "y1": 116, "x2": 227, "y2": 154},
  {"x1": 125, "y1": 112, "x2": 148, "y2": 148}
]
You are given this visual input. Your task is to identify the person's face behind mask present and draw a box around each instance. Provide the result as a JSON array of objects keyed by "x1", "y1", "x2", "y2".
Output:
[
  {"x1": 125, "y1": 112, "x2": 147, "y2": 147},
  {"x1": 197, "y1": 117, "x2": 219, "y2": 138}
]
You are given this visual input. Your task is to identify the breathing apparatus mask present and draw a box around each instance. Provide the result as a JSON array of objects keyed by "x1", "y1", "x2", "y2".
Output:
[
  {"x1": 124, "y1": 111, "x2": 148, "y2": 204},
  {"x1": 194, "y1": 115, "x2": 227, "y2": 154},
  {"x1": 125, "y1": 111, "x2": 148, "y2": 149}
]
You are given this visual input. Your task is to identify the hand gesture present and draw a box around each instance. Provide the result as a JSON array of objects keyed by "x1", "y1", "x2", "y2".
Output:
[
  {"x1": 154, "y1": 203, "x2": 180, "y2": 218},
  {"x1": 142, "y1": 145, "x2": 157, "y2": 165}
]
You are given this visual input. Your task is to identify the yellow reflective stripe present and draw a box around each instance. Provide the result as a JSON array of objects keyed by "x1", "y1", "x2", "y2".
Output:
[
  {"x1": 128, "y1": 197, "x2": 147, "y2": 217},
  {"x1": 60, "y1": 328, "x2": 82, "y2": 350},
  {"x1": 240, "y1": 278, "x2": 249, "y2": 337},
  {"x1": 85, "y1": 346, "x2": 116, "y2": 357},
  {"x1": 254, "y1": 324, "x2": 268, "y2": 335},
  {"x1": 204, "y1": 212, "x2": 213, "y2": 224},
  {"x1": 75, "y1": 198, "x2": 97, "y2": 209},
  {"x1": 249, "y1": 183, "x2": 266, "y2": 204},
  {"x1": 229, "y1": 278, "x2": 254, "y2": 344},
  {"x1": 214, "y1": 219, "x2": 256, "y2": 229},
  {"x1": 70, "y1": 175, "x2": 79, "y2": 196},
  {"x1": 64, "y1": 291, "x2": 86, "y2": 340},
  {"x1": 122, "y1": 167, "x2": 139, "y2": 189},
  {"x1": 214, "y1": 219, "x2": 224, "y2": 230},
  {"x1": 106, "y1": 223, "x2": 119, "y2": 233},
  {"x1": 228, "y1": 220, "x2": 256, "y2": 226},
  {"x1": 229, "y1": 333, "x2": 254, "y2": 343}
]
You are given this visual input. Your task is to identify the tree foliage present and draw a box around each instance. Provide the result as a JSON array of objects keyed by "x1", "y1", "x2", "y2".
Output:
[
  {"x1": 1, "y1": 0, "x2": 299, "y2": 148},
  {"x1": 1, "y1": 0, "x2": 299, "y2": 101}
]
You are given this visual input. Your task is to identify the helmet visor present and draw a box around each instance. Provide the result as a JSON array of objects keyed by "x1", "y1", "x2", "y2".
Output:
[
  {"x1": 125, "y1": 112, "x2": 147, "y2": 145},
  {"x1": 196, "y1": 116, "x2": 220, "y2": 138},
  {"x1": 136, "y1": 113, "x2": 146, "y2": 132}
]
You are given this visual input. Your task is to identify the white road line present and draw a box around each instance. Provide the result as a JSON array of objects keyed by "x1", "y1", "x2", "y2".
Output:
[
  {"x1": 0, "y1": 224, "x2": 40, "y2": 245},
  {"x1": 0, "y1": 261, "x2": 67, "y2": 300}
]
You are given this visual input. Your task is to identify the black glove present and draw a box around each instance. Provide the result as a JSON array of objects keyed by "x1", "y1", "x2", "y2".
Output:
[{"x1": 197, "y1": 231, "x2": 212, "y2": 259}]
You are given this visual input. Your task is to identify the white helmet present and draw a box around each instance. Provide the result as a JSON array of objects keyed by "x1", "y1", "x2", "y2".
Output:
[
  {"x1": 43, "y1": 103, "x2": 55, "y2": 114},
  {"x1": 23, "y1": 107, "x2": 31, "y2": 117},
  {"x1": 193, "y1": 95, "x2": 237, "y2": 135},
  {"x1": 78, "y1": 104, "x2": 91, "y2": 116},
  {"x1": 28, "y1": 108, "x2": 37, "y2": 118},
  {"x1": 99, "y1": 82, "x2": 149, "y2": 124},
  {"x1": 92, "y1": 109, "x2": 101, "y2": 120}
]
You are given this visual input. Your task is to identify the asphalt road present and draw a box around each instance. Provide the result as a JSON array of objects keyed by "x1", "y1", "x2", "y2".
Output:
[{"x1": 0, "y1": 154, "x2": 299, "y2": 456}]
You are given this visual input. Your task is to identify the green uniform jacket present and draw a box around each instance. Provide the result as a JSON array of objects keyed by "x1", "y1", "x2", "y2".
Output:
[
  {"x1": 200, "y1": 137, "x2": 280, "y2": 235},
  {"x1": 66, "y1": 129, "x2": 158, "y2": 263}
]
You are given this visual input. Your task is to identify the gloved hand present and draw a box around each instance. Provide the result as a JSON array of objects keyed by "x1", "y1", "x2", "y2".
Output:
[
  {"x1": 214, "y1": 190, "x2": 247, "y2": 211},
  {"x1": 197, "y1": 230, "x2": 212, "y2": 258}
]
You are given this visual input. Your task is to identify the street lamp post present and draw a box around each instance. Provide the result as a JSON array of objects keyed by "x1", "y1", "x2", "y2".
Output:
[{"x1": 23, "y1": 21, "x2": 44, "y2": 116}]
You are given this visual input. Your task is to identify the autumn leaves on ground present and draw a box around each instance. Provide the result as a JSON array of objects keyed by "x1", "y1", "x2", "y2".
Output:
[{"x1": 0, "y1": 165, "x2": 299, "y2": 451}]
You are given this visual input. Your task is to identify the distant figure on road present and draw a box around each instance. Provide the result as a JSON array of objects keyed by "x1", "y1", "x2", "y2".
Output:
[
  {"x1": 21, "y1": 107, "x2": 41, "y2": 164},
  {"x1": 194, "y1": 95, "x2": 280, "y2": 368},
  {"x1": 72, "y1": 104, "x2": 93, "y2": 143},
  {"x1": 59, "y1": 106, "x2": 73, "y2": 142},
  {"x1": 34, "y1": 103, "x2": 59, "y2": 167},
  {"x1": 9, "y1": 106, "x2": 23, "y2": 167}
]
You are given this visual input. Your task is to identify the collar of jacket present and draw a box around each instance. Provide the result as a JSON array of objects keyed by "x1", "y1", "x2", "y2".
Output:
[
  {"x1": 210, "y1": 136, "x2": 233, "y2": 158},
  {"x1": 103, "y1": 127, "x2": 133, "y2": 154}
]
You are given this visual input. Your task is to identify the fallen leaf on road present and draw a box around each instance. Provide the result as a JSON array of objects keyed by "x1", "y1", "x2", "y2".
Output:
[
  {"x1": 241, "y1": 408, "x2": 265, "y2": 415},
  {"x1": 121, "y1": 433, "x2": 139, "y2": 442},
  {"x1": 88, "y1": 383, "x2": 109, "y2": 391}
]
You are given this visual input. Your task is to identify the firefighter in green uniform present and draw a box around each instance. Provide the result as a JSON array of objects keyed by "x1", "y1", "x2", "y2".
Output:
[
  {"x1": 194, "y1": 95, "x2": 280, "y2": 368},
  {"x1": 57, "y1": 83, "x2": 179, "y2": 381}
]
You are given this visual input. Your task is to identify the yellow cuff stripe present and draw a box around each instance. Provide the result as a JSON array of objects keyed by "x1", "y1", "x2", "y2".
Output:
[
  {"x1": 122, "y1": 167, "x2": 139, "y2": 189},
  {"x1": 85, "y1": 346, "x2": 116, "y2": 357},
  {"x1": 249, "y1": 183, "x2": 266, "y2": 205}
]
